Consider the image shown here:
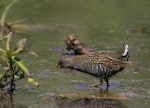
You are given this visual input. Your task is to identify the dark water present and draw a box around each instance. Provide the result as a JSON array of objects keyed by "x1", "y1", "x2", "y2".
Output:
[{"x1": 0, "y1": 0, "x2": 150, "y2": 108}]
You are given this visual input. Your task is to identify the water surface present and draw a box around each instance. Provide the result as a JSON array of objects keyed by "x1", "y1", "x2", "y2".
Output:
[{"x1": 0, "y1": 0, "x2": 150, "y2": 108}]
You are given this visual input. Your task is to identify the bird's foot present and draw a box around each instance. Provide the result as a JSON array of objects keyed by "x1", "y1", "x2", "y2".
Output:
[{"x1": 89, "y1": 82, "x2": 102, "y2": 87}]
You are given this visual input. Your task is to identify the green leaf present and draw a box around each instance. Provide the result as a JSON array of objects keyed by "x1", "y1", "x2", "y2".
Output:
[
  {"x1": 0, "y1": 48, "x2": 5, "y2": 53},
  {"x1": 0, "y1": 34, "x2": 10, "y2": 42},
  {"x1": 12, "y1": 56, "x2": 30, "y2": 76},
  {"x1": 26, "y1": 77, "x2": 39, "y2": 86},
  {"x1": 0, "y1": 52, "x2": 8, "y2": 63}
]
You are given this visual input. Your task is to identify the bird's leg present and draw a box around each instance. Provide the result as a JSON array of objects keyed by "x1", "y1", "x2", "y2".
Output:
[
  {"x1": 89, "y1": 79, "x2": 103, "y2": 87},
  {"x1": 104, "y1": 78, "x2": 109, "y2": 89},
  {"x1": 103, "y1": 78, "x2": 109, "y2": 94}
]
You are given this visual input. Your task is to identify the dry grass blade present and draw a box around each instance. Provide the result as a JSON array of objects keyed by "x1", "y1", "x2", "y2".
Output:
[
  {"x1": 6, "y1": 32, "x2": 13, "y2": 50},
  {"x1": 8, "y1": 18, "x2": 28, "y2": 25},
  {"x1": 17, "y1": 38, "x2": 27, "y2": 53}
]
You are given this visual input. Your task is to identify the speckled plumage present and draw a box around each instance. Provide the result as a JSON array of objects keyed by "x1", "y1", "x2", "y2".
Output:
[{"x1": 58, "y1": 43, "x2": 132, "y2": 88}]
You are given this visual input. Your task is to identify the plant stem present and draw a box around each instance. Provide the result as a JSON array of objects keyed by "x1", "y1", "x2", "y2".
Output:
[
  {"x1": 0, "y1": 0, "x2": 18, "y2": 37},
  {"x1": 9, "y1": 58, "x2": 15, "y2": 94}
]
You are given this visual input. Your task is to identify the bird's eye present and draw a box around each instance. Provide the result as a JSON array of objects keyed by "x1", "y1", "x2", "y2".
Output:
[{"x1": 58, "y1": 61, "x2": 63, "y2": 66}]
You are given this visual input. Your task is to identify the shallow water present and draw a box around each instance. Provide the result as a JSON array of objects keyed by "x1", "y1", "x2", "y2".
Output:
[{"x1": 0, "y1": 0, "x2": 150, "y2": 108}]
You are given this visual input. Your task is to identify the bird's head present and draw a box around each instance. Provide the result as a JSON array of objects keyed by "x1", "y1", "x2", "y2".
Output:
[{"x1": 57, "y1": 56, "x2": 73, "y2": 69}]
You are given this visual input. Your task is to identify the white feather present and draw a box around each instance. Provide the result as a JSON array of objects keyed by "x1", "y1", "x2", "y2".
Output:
[{"x1": 122, "y1": 44, "x2": 128, "y2": 56}]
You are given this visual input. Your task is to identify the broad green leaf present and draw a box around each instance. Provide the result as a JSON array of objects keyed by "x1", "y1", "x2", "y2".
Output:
[
  {"x1": 26, "y1": 77, "x2": 39, "y2": 86},
  {"x1": 12, "y1": 56, "x2": 30, "y2": 76}
]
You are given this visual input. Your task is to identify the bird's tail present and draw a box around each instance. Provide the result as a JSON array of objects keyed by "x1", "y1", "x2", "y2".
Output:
[
  {"x1": 122, "y1": 61, "x2": 133, "y2": 66},
  {"x1": 122, "y1": 39, "x2": 129, "y2": 56}
]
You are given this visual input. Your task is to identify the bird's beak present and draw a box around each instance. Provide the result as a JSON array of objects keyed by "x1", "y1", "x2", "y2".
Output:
[{"x1": 56, "y1": 65, "x2": 61, "y2": 71}]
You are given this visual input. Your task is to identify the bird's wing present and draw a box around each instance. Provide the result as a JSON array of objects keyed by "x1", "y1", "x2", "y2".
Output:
[
  {"x1": 92, "y1": 54, "x2": 132, "y2": 71},
  {"x1": 105, "y1": 56, "x2": 132, "y2": 70}
]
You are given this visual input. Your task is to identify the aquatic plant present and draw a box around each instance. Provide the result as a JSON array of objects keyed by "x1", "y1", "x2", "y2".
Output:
[
  {"x1": 0, "y1": 0, "x2": 18, "y2": 36},
  {"x1": 0, "y1": 32, "x2": 39, "y2": 94},
  {"x1": 0, "y1": 0, "x2": 38, "y2": 94}
]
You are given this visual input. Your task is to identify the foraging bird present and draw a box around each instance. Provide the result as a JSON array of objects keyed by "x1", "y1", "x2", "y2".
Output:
[{"x1": 58, "y1": 42, "x2": 132, "y2": 88}]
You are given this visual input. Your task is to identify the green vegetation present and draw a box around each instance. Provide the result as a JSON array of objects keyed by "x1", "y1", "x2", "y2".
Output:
[
  {"x1": 0, "y1": 0, "x2": 38, "y2": 94},
  {"x1": 0, "y1": 33, "x2": 39, "y2": 94}
]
